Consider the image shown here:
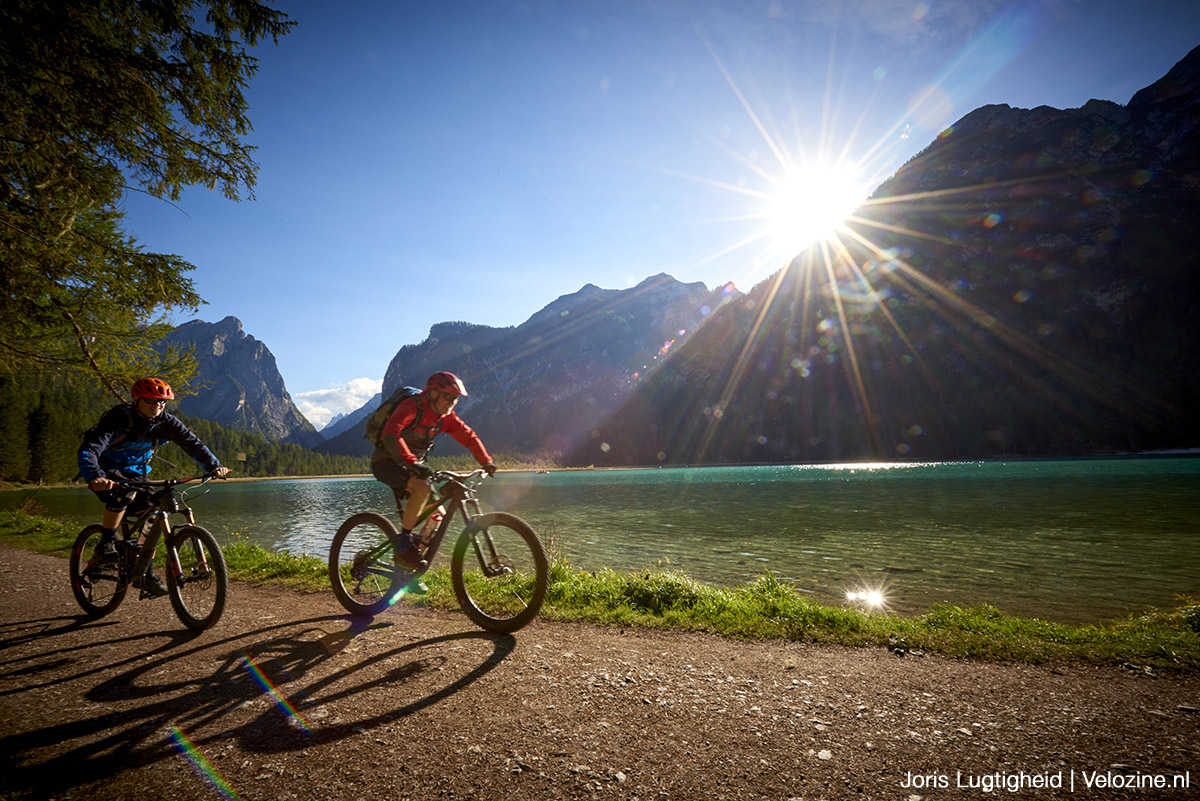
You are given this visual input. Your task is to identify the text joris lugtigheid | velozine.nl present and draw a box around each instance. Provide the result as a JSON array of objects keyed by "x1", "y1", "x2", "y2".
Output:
[{"x1": 901, "y1": 769, "x2": 1192, "y2": 793}]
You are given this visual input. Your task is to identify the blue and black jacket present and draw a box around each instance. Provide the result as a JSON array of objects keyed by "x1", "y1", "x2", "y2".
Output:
[{"x1": 77, "y1": 403, "x2": 221, "y2": 481}]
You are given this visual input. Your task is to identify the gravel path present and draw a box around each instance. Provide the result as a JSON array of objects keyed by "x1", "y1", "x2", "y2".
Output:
[{"x1": 1, "y1": 542, "x2": 1197, "y2": 800}]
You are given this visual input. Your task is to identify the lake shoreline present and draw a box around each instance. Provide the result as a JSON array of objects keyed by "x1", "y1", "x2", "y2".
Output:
[
  {"x1": 5, "y1": 448, "x2": 1198, "y2": 492},
  {"x1": 4, "y1": 448, "x2": 1195, "y2": 491},
  {"x1": 4, "y1": 456, "x2": 1197, "y2": 627}
]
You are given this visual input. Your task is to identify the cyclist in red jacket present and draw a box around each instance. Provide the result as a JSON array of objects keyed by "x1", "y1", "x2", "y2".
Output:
[{"x1": 371, "y1": 371, "x2": 496, "y2": 570}]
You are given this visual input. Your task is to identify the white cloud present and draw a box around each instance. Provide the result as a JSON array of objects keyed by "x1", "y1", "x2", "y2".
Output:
[{"x1": 295, "y1": 378, "x2": 383, "y2": 429}]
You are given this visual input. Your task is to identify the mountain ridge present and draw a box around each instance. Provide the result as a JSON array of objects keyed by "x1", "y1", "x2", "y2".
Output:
[
  {"x1": 317, "y1": 273, "x2": 739, "y2": 458},
  {"x1": 172, "y1": 45, "x2": 1200, "y2": 466},
  {"x1": 563, "y1": 44, "x2": 1200, "y2": 466}
]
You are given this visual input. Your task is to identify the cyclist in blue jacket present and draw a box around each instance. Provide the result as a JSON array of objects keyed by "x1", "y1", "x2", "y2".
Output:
[{"x1": 77, "y1": 377, "x2": 230, "y2": 596}]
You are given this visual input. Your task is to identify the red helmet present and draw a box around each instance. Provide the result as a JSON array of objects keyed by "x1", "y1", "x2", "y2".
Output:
[
  {"x1": 425, "y1": 371, "x2": 468, "y2": 397},
  {"x1": 131, "y1": 377, "x2": 175, "y2": 401}
]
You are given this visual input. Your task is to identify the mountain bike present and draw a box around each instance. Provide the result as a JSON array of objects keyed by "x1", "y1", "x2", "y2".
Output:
[
  {"x1": 69, "y1": 472, "x2": 229, "y2": 632},
  {"x1": 328, "y1": 469, "x2": 548, "y2": 633}
]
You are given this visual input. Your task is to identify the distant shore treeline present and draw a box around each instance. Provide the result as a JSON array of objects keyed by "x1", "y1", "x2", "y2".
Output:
[{"x1": 0, "y1": 373, "x2": 369, "y2": 483}]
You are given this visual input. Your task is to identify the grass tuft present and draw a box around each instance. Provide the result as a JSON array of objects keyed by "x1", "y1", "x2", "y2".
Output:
[{"x1": 3, "y1": 510, "x2": 1197, "y2": 671}]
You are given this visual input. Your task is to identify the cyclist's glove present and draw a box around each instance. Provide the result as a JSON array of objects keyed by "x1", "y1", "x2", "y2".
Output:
[
  {"x1": 410, "y1": 463, "x2": 433, "y2": 481},
  {"x1": 483, "y1": 462, "x2": 498, "y2": 478}
]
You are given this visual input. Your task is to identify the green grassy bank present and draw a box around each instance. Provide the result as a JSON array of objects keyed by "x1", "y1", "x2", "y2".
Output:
[{"x1": 3, "y1": 506, "x2": 1197, "y2": 671}]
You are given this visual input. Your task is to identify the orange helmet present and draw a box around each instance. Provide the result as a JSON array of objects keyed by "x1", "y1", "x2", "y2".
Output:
[
  {"x1": 131, "y1": 377, "x2": 175, "y2": 401},
  {"x1": 425, "y1": 371, "x2": 468, "y2": 396}
]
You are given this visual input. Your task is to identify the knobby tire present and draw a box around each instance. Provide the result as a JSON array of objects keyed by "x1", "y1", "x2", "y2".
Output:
[
  {"x1": 328, "y1": 513, "x2": 405, "y2": 617},
  {"x1": 69, "y1": 525, "x2": 127, "y2": 618},
  {"x1": 166, "y1": 525, "x2": 228, "y2": 631},
  {"x1": 451, "y1": 512, "x2": 548, "y2": 633}
]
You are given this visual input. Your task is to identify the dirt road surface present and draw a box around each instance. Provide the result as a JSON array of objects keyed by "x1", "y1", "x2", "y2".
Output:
[{"x1": 1, "y1": 543, "x2": 1197, "y2": 800}]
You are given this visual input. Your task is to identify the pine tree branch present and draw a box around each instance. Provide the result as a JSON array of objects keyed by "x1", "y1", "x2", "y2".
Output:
[{"x1": 50, "y1": 296, "x2": 126, "y2": 403}]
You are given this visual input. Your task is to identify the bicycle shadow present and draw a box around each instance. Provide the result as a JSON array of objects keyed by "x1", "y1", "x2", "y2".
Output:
[
  {"x1": 234, "y1": 627, "x2": 516, "y2": 753},
  {"x1": 0, "y1": 615, "x2": 201, "y2": 697},
  {"x1": 0, "y1": 612, "x2": 517, "y2": 798}
]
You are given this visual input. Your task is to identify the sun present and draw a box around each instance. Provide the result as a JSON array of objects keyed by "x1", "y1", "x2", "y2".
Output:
[{"x1": 765, "y1": 160, "x2": 869, "y2": 260}]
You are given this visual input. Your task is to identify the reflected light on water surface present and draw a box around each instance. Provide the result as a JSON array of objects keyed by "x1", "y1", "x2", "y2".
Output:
[{"x1": 845, "y1": 588, "x2": 888, "y2": 609}]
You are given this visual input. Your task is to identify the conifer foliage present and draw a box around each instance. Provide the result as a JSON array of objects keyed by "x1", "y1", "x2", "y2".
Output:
[
  {"x1": 0, "y1": 373, "x2": 369, "y2": 483},
  {"x1": 0, "y1": 1, "x2": 295, "y2": 397}
]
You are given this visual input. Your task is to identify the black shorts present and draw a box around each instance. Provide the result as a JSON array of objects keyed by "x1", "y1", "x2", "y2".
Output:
[
  {"x1": 91, "y1": 472, "x2": 151, "y2": 514},
  {"x1": 370, "y1": 455, "x2": 425, "y2": 506}
]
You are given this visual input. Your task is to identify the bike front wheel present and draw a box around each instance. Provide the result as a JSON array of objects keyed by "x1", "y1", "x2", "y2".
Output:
[
  {"x1": 328, "y1": 513, "x2": 405, "y2": 617},
  {"x1": 451, "y1": 512, "x2": 548, "y2": 633},
  {"x1": 70, "y1": 525, "x2": 127, "y2": 618},
  {"x1": 166, "y1": 525, "x2": 228, "y2": 631}
]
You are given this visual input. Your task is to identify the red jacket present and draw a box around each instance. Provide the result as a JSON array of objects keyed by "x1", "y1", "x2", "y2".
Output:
[{"x1": 381, "y1": 392, "x2": 491, "y2": 466}]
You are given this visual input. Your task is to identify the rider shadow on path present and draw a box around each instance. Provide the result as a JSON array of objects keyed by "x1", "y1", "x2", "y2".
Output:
[
  {"x1": 0, "y1": 610, "x2": 516, "y2": 799},
  {"x1": 0, "y1": 615, "x2": 202, "y2": 698},
  {"x1": 234, "y1": 627, "x2": 516, "y2": 753}
]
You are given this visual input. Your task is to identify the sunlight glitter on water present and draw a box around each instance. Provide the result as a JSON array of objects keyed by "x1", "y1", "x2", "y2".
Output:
[{"x1": 7, "y1": 458, "x2": 1198, "y2": 624}]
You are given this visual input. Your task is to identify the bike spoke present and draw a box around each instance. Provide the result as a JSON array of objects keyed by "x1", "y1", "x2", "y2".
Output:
[
  {"x1": 452, "y1": 513, "x2": 548, "y2": 633},
  {"x1": 70, "y1": 525, "x2": 127, "y2": 617},
  {"x1": 329, "y1": 514, "x2": 404, "y2": 616},
  {"x1": 167, "y1": 526, "x2": 228, "y2": 631}
]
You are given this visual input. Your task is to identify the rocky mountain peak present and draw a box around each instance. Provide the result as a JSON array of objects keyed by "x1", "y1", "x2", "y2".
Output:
[
  {"x1": 1128, "y1": 43, "x2": 1200, "y2": 110},
  {"x1": 318, "y1": 273, "x2": 737, "y2": 457},
  {"x1": 160, "y1": 319, "x2": 322, "y2": 448}
]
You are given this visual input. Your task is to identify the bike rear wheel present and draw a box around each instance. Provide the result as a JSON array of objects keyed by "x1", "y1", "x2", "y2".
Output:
[
  {"x1": 451, "y1": 512, "x2": 548, "y2": 633},
  {"x1": 328, "y1": 513, "x2": 406, "y2": 617},
  {"x1": 70, "y1": 525, "x2": 127, "y2": 618},
  {"x1": 166, "y1": 525, "x2": 228, "y2": 631}
]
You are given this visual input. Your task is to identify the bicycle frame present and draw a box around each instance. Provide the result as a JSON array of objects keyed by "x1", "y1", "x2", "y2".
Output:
[
  {"x1": 329, "y1": 468, "x2": 548, "y2": 630},
  {"x1": 115, "y1": 475, "x2": 214, "y2": 593},
  {"x1": 416, "y1": 470, "x2": 489, "y2": 565},
  {"x1": 355, "y1": 469, "x2": 487, "y2": 575}
]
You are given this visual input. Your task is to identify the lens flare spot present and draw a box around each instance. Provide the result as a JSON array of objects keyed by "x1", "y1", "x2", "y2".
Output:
[
  {"x1": 241, "y1": 652, "x2": 313, "y2": 734},
  {"x1": 983, "y1": 213, "x2": 1002, "y2": 228},
  {"x1": 846, "y1": 588, "x2": 887, "y2": 608},
  {"x1": 169, "y1": 724, "x2": 240, "y2": 800}
]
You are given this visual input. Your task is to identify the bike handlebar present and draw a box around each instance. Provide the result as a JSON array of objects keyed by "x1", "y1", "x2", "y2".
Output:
[
  {"x1": 106, "y1": 471, "x2": 227, "y2": 490},
  {"x1": 430, "y1": 468, "x2": 487, "y2": 483}
]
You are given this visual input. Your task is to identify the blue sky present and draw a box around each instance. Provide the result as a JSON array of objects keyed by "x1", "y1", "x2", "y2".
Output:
[{"x1": 118, "y1": 0, "x2": 1200, "y2": 427}]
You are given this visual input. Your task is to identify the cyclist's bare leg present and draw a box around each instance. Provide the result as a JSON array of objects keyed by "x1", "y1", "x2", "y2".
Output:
[
  {"x1": 401, "y1": 475, "x2": 434, "y2": 532},
  {"x1": 101, "y1": 507, "x2": 149, "y2": 544},
  {"x1": 92, "y1": 508, "x2": 126, "y2": 558}
]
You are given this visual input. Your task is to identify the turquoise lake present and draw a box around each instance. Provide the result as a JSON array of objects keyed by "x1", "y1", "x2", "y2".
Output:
[{"x1": 6, "y1": 457, "x2": 1198, "y2": 624}]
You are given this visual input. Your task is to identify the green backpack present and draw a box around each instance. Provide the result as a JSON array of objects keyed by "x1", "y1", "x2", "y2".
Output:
[{"x1": 363, "y1": 386, "x2": 442, "y2": 449}]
